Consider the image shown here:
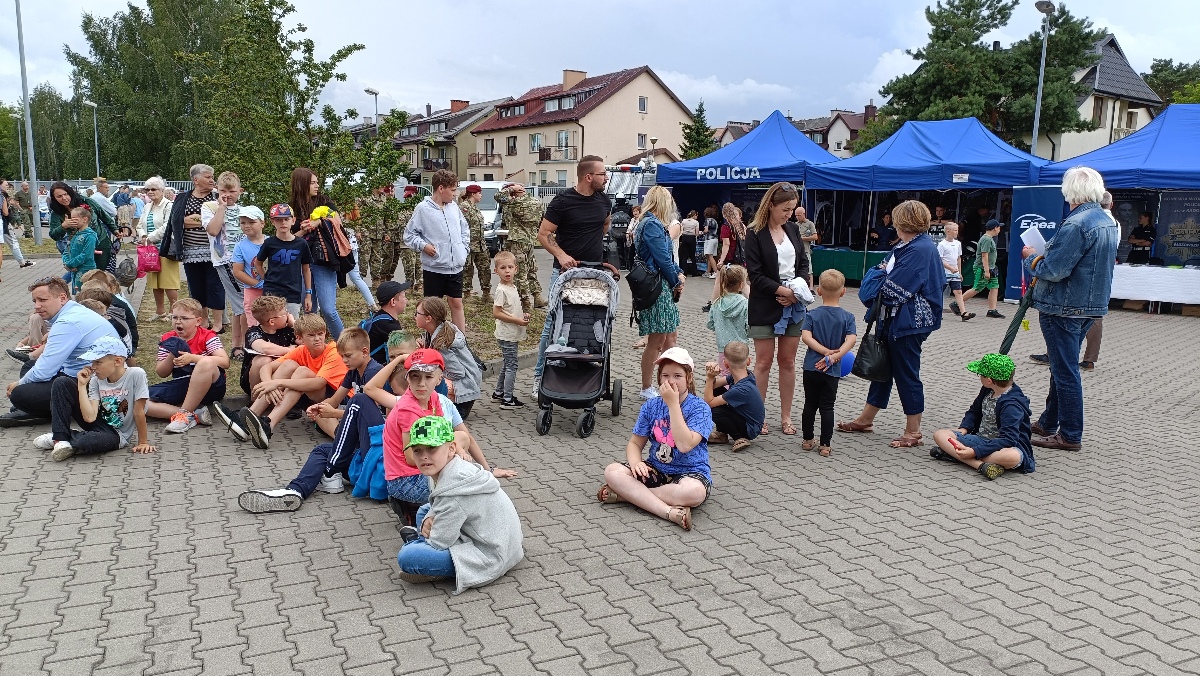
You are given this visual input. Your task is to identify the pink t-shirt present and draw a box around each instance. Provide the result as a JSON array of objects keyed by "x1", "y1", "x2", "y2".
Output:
[{"x1": 382, "y1": 390, "x2": 459, "y2": 480}]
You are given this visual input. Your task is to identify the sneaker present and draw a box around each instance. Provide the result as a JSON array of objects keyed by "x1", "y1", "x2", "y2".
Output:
[
  {"x1": 1079, "y1": 361, "x2": 1095, "y2": 371},
  {"x1": 949, "y1": 300, "x2": 961, "y2": 316},
  {"x1": 491, "y1": 391, "x2": 504, "y2": 402},
  {"x1": 705, "y1": 272, "x2": 717, "y2": 279},
  {"x1": 978, "y1": 462, "x2": 1006, "y2": 480},
  {"x1": 50, "y1": 440, "x2": 75, "y2": 461},
  {"x1": 6, "y1": 348, "x2": 31, "y2": 364},
  {"x1": 317, "y1": 474, "x2": 344, "y2": 494},
  {"x1": 194, "y1": 407, "x2": 212, "y2": 426},
  {"x1": 211, "y1": 403, "x2": 249, "y2": 442},
  {"x1": 165, "y1": 410, "x2": 198, "y2": 434},
  {"x1": 961, "y1": 312, "x2": 976, "y2": 322},
  {"x1": 986, "y1": 310, "x2": 1005, "y2": 318},
  {"x1": 929, "y1": 448, "x2": 955, "y2": 462},
  {"x1": 639, "y1": 386, "x2": 659, "y2": 401},
  {"x1": 398, "y1": 526, "x2": 420, "y2": 544},
  {"x1": 33, "y1": 433, "x2": 55, "y2": 450},
  {"x1": 241, "y1": 409, "x2": 272, "y2": 449},
  {"x1": 701, "y1": 302, "x2": 712, "y2": 313},
  {"x1": 1029, "y1": 354, "x2": 1050, "y2": 366},
  {"x1": 500, "y1": 397, "x2": 526, "y2": 409},
  {"x1": 19, "y1": 261, "x2": 35, "y2": 268},
  {"x1": 237, "y1": 488, "x2": 303, "y2": 513}
]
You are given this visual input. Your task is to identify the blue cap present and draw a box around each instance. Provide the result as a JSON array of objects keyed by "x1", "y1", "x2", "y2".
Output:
[{"x1": 79, "y1": 335, "x2": 129, "y2": 361}]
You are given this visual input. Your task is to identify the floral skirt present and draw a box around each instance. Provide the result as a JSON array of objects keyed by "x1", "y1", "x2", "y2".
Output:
[{"x1": 636, "y1": 279, "x2": 679, "y2": 336}]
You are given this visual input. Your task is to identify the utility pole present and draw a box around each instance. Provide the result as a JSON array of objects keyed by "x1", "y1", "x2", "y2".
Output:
[{"x1": 15, "y1": 0, "x2": 42, "y2": 244}]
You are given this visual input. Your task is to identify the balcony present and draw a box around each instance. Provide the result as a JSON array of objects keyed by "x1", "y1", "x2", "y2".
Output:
[
  {"x1": 538, "y1": 146, "x2": 578, "y2": 162},
  {"x1": 1113, "y1": 126, "x2": 1136, "y2": 140},
  {"x1": 421, "y1": 157, "x2": 453, "y2": 171},
  {"x1": 469, "y1": 153, "x2": 504, "y2": 168}
]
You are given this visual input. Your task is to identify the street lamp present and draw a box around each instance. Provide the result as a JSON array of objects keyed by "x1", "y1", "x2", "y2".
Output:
[
  {"x1": 364, "y1": 87, "x2": 380, "y2": 138},
  {"x1": 82, "y1": 99, "x2": 100, "y2": 177},
  {"x1": 1030, "y1": 0, "x2": 1056, "y2": 158},
  {"x1": 14, "y1": 0, "x2": 43, "y2": 244},
  {"x1": 9, "y1": 113, "x2": 24, "y2": 182}
]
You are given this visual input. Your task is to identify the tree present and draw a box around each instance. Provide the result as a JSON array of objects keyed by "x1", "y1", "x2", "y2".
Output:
[
  {"x1": 1142, "y1": 58, "x2": 1200, "y2": 105},
  {"x1": 1174, "y1": 83, "x2": 1200, "y2": 104},
  {"x1": 678, "y1": 100, "x2": 717, "y2": 160},
  {"x1": 0, "y1": 102, "x2": 19, "y2": 180}
]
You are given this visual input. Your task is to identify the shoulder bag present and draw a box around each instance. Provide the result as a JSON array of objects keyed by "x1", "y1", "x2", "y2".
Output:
[
  {"x1": 625, "y1": 219, "x2": 663, "y2": 311},
  {"x1": 851, "y1": 293, "x2": 892, "y2": 383}
]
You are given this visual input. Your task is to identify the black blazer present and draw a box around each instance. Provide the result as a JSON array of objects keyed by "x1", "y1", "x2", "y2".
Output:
[{"x1": 744, "y1": 222, "x2": 811, "y2": 327}]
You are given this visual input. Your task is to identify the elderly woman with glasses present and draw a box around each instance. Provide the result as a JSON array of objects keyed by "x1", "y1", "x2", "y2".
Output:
[{"x1": 138, "y1": 176, "x2": 181, "y2": 320}]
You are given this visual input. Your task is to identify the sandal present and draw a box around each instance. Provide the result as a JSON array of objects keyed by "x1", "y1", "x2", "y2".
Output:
[
  {"x1": 708, "y1": 431, "x2": 729, "y2": 445},
  {"x1": 666, "y1": 506, "x2": 692, "y2": 531},
  {"x1": 761, "y1": 423, "x2": 770, "y2": 436},
  {"x1": 230, "y1": 347, "x2": 246, "y2": 361},
  {"x1": 818, "y1": 446, "x2": 832, "y2": 457},
  {"x1": 801, "y1": 439, "x2": 817, "y2": 451},
  {"x1": 731, "y1": 438, "x2": 751, "y2": 453},
  {"x1": 889, "y1": 435, "x2": 924, "y2": 448},
  {"x1": 837, "y1": 420, "x2": 874, "y2": 433},
  {"x1": 596, "y1": 484, "x2": 624, "y2": 504},
  {"x1": 632, "y1": 337, "x2": 647, "y2": 349},
  {"x1": 780, "y1": 420, "x2": 797, "y2": 436}
]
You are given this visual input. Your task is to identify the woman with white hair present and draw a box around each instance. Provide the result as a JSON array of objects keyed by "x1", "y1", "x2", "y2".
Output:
[
  {"x1": 140, "y1": 176, "x2": 181, "y2": 320},
  {"x1": 1019, "y1": 166, "x2": 1118, "y2": 452}
]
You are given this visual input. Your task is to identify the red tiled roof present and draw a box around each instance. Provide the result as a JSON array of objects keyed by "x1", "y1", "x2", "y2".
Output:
[
  {"x1": 831, "y1": 112, "x2": 866, "y2": 132},
  {"x1": 472, "y1": 66, "x2": 689, "y2": 135}
]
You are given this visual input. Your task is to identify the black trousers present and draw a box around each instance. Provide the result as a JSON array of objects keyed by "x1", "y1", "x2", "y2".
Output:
[
  {"x1": 711, "y1": 404, "x2": 748, "y2": 440},
  {"x1": 679, "y1": 235, "x2": 698, "y2": 275},
  {"x1": 9, "y1": 361, "x2": 69, "y2": 418},
  {"x1": 802, "y1": 369, "x2": 840, "y2": 446},
  {"x1": 50, "y1": 376, "x2": 120, "y2": 454}
]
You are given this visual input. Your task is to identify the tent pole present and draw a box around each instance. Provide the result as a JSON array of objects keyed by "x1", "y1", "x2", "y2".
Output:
[
  {"x1": 955, "y1": 191, "x2": 961, "y2": 224},
  {"x1": 863, "y1": 191, "x2": 874, "y2": 272}
]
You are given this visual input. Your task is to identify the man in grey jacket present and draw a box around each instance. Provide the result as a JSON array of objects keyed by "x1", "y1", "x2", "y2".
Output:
[{"x1": 404, "y1": 169, "x2": 470, "y2": 330}]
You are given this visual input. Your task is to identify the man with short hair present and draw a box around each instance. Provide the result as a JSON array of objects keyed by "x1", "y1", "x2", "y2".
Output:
[
  {"x1": 404, "y1": 169, "x2": 470, "y2": 331},
  {"x1": 793, "y1": 206, "x2": 817, "y2": 287},
  {"x1": 91, "y1": 177, "x2": 117, "y2": 219},
  {"x1": 1, "y1": 277, "x2": 121, "y2": 426},
  {"x1": 498, "y1": 183, "x2": 546, "y2": 311},
  {"x1": 532, "y1": 155, "x2": 613, "y2": 390},
  {"x1": 113, "y1": 184, "x2": 135, "y2": 237}
]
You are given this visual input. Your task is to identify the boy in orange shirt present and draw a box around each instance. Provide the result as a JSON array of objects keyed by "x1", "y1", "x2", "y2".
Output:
[{"x1": 240, "y1": 314, "x2": 347, "y2": 448}]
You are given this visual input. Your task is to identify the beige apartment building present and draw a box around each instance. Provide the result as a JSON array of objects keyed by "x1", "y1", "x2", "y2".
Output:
[
  {"x1": 471, "y1": 66, "x2": 692, "y2": 186},
  {"x1": 394, "y1": 97, "x2": 512, "y2": 185}
]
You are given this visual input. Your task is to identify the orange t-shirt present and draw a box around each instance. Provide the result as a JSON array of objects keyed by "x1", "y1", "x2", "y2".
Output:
[{"x1": 283, "y1": 342, "x2": 348, "y2": 390}]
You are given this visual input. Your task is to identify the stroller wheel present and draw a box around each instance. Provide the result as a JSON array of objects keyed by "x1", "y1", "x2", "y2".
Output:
[
  {"x1": 611, "y1": 380, "x2": 622, "y2": 417},
  {"x1": 536, "y1": 409, "x2": 553, "y2": 436},
  {"x1": 576, "y1": 411, "x2": 595, "y2": 438}
]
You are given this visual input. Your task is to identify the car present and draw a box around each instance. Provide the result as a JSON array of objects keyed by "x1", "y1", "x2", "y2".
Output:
[
  {"x1": 459, "y1": 181, "x2": 511, "y2": 257},
  {"x1": 38, "y1": 194, "x2": 50, "y2": 225}
]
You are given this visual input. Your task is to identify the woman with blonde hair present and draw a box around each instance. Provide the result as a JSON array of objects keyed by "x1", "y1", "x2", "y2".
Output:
[
  {"x1": 838, "y1": 200, "x2": 945, "y2": 447},
  {"x1": 632, "y1": 186, "x2": 686, "y2": 400},
  {"x1": 743, "y1": 182, "x2": 810, "y2": 435}
]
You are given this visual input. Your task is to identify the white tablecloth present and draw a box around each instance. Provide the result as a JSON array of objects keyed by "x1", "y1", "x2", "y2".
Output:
[{"x1": 1110, "y1": 264, "x2": 1200, "y2": 304}]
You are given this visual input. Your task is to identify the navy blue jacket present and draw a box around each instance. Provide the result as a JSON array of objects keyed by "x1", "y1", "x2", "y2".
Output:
[
  {"x1": 959, "y1": 383, "x2": 1035, "y2": 470},
  {"x1": 879, "y1": 232, "x2": 945, "y2": 339}
]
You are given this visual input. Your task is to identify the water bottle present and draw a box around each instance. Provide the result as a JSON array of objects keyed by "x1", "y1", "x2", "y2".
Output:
[{"x1": 557, "y1": 336, "x2": 567, "y2": 346}]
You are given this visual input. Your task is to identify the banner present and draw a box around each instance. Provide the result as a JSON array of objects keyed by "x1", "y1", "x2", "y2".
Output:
[
  {"x1": 1109, "y1": 190, "x2": 1154, "y2": 263},
  {"x1": 1155, "y1": 192, "x2": 1200, "y2": 265},
  {"x1": 1006, "y1": 186, "x2": 1067, "y2": 302}
]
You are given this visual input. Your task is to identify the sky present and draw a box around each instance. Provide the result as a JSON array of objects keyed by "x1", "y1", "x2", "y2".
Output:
[{"x1": 3, "y1": 0, "x2": 1199, "y2": 128}]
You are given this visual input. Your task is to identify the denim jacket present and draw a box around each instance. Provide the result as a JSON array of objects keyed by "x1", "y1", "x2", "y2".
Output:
[
  {"x1": 635, "y1": 214, "x2": 683, "y2": 279},
  {"x1": 1023, "y1": 202, "x2": 1118, "y2": 317}
]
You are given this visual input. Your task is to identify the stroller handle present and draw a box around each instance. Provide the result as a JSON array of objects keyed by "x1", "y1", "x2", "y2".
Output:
[{"x1": 570, "y1": 261, "x2": 621, "y2": 280}]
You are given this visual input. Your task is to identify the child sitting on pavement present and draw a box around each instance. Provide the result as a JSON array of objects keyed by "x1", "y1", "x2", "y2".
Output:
[
  {"x1": 800, "y1": 269, "x2": 858, "y2": 457},
  {"x1": 395, "y1": 415, "x2": 524, "y2": 592},
  {"x1": 598, "y1": 347, "x2": 713, "y2": 531},
  {"x1": 237, "y1": 295, "x2": 297, "y2": 396},
  {"x1": 146, "y1": 298, "x2": 230, "y2": 433},
  {"x1": 930, "y1": 353, "x2": 1035, "y2": 480},
  {"x1": 702, "y1": 341, "x2": 764, "y2": 453},
  {"x1": 77, "y1": 293, "x2": 131, "y2": 350}
]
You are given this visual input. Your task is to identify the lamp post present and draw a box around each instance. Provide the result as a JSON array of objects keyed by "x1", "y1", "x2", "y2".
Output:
[
  {"x1": 14, "y1": 0, "x2": 42, "y2": 244},
  {"x1": 10, "y1": 113, "x2": 24, "y2": 182},
  {"x1": 364, "y1": 87, "x2": 380, "y2": 138},
  {"x1": 82, "y1": 99, "x2": 100, "y2": 177},
  {"x1": 1030, "y1": 0, "x2": 1056, "y2": 158}
]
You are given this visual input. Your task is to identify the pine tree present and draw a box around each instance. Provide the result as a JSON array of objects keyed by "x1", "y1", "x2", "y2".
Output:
[
  {"x1": 1142, "y1": 59, "x2": 1200, "y2": 105},
  {"x1": 679, "y1": 100, "x2": 718, "y2": 160}
]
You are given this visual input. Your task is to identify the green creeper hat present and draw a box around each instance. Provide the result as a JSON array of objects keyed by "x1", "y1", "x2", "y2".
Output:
[
  {"x1": 405, "y1": 415, "x2": 456, "y2": 450},
  {"x1": 967, "y1": 353, "x2": 1016, "y2": 381}
]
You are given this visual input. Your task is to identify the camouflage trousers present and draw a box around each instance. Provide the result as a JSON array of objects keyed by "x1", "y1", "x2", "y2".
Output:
[
  {"x1": 461, "y1": 246, "x2": 492, "y2": 297},
  {"x1": 398, "y1": 246, "x2": 423, "y2": 295},
  {"x1": 366, "y1": 237, "x2": 403, "y2": 286},
  {"x1": 503, "y1": 241, "x2": 542, "y2": 301}
]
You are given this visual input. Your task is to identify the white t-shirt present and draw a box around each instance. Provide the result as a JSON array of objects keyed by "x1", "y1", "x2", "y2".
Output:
[
  {"x1": 937, "y1": 239, "x2": 963, "y2": 279},
  {"x1": 777, "y1": 234, "x2": 797, "y2": 281},
  {"x1": 493, "y1": 283, "x2": 527, "y2": 342}
]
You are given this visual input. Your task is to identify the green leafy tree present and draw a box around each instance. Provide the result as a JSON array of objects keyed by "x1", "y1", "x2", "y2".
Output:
[
  {"x1": 678, "y1": 100, "x2": 718, "y2": 160},
  {"x1": 1174, "y1": 83, "x2": 1200, "y2": 104},
  {"x1": 1142, "y1": 58, "x2": 1200, "y2": 105},
  {"x1": 0, "y1": 102, "x2": 19, "y2": 179}
]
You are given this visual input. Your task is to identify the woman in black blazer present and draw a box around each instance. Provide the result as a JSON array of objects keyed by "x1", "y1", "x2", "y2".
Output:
[{"x1": 744, "y1": 182, "x2": 811, "y2": 436}]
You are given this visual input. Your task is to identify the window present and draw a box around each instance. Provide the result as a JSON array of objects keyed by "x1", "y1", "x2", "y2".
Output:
[
  {"x1": 556, "y1": 170, "x2": 568, "y2": 186},
  {"x1": 1092, "y1": 96, "x2": 1106, "y2": 126},
  {"x1": 529, "y1": 172, "x2": 536, "y2": 186},
  {"x1": 421, "y1": 147, "x2": 430, "y2": 160},
  {"x1": 529, "y1": 133, "x2": 542, "y2": 153},
  {"x1": 539, "y1": 170, "x2": 548, "y2": 185},
  {"x1": 835, "y1": 141, "x2": 843, "y2": 150},
  {"x1": 402, "y1": 126, "x2": 417, "y2": 137},
  {"x1": 810, "y1": 132, "x2": 824, "y2": 144},
  {"x1": 468, "y1": 173, "x2": 476, "y2": 181},
  {"x1": 561, "y1": 96, "x2": 575, "y2": 110},
  {"x1": 1126, "y1": 110, "x2": 1137, "y2": 128},
  {"x1": 638, "y1": 96, "x2": 648, "y2": 113},
  {"x1": 483, "y1": 173, "x2": 494, "y2": 181},
  {"x1": 506, "y1": 136, "x2": 517, "y2": 156},
  {"x1": 637, "y1": 134, "x2": 647, "y2": 150},
  {"x1": 499, "y1": 104, "x2": 525, "y2": 118},
  {"x1": 545, "y1": 99, "x2": 559, "y2": 113},
  {"x1": 431, "y1": 122, "x2": 447, "y2": 133},
  {"x1": 557, "y1": 130, "x2": 571, "y2": 148}
]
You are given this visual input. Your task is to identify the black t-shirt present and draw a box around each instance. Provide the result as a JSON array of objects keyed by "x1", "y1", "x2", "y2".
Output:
[
  {"x1": 364, "y1": 310, "x2": 402, "y2": 364},
  {"x1": 240, "y1": 324, "x2": 297, "y2": 391},
  {"x1": 256, "y1": 236, "x2": 313, "y2": 303},
  {"x1": 1128, "y1": 225, "x2": 1156, "y2": 263},
  {"x1": 544, "y1": 188, "x2": 611, "y2": 269},
  {"x1": 340, "y1": 359, "x2": 383, "y2": 396}
]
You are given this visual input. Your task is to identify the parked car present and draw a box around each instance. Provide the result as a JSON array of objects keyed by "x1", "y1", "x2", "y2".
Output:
[{"x1": 38, "y1": 194, "x2": 50, "y2": 225}]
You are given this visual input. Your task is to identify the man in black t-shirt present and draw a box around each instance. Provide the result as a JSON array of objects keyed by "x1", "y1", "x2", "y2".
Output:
[
  {"x1": 533, "y1": 155, "x2": 613, "y2": 385},
  {"x1": 1127, "y1": 211, "x2": 1156, "y2": 264},
  {"x1": 363, "y1": 280, "x2": 410, "y2": 364}
]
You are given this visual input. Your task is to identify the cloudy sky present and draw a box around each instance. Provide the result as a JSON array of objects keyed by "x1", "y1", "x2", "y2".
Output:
[{"x1": 3, "y1": 0, "x2": 1198, "y2": 126}]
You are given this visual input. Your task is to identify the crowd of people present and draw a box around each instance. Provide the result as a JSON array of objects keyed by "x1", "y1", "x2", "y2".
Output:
[{"x1": 0, "y1": 158, "x2": 1118, "y2": 592}]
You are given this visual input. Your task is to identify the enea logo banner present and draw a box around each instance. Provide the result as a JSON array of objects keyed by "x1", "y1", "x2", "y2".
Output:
[
  {"x1": 1014, "y1": 213, "x2": 1058, "y2": 230},
  {"x1": 696, "y1": 166, "x2": 762, "y2": 181},
  {"x1": 1006, "y1": 186, "x2": 1067, "y2": 302}
]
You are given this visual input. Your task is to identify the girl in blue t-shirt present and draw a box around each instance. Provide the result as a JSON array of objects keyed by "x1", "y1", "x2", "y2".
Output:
[{"x1": 598, "y1": 347, "x2": 713, "y2": 530}]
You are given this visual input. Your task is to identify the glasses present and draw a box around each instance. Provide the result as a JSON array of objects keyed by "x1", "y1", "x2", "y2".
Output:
[
  {"x1": 169, "y1": 315, "x2": 201, "y2": 323},
  {"x1": 778, "y1": 184, "x2": 798, "y2": 193},
  {"x1": 415, "y1": 311, "x2": 431, "y2": 318}
]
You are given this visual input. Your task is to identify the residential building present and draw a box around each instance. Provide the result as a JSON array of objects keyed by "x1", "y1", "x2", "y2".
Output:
[
  {"x1": 712, "y1": 121, "x2": 755, "y2": 147},
  {"x1": 1027, "y1": 34, "x2": 1162, "y2": 161},
  {"x1": 395, "y1": 98, "x2": 513, "y2": 184},
  {"x1": 472, "y1": 66, "x2": 691, "y2": 186},
  {"x1": 825, "y1": 102, "x2": 877, "y2": 157}
]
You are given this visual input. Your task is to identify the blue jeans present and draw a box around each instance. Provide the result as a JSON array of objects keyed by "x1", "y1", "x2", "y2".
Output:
[
  {"x1": 532, "y1": 269, "x2": 560, "y2": 379},
  {"x1": 309, "y1": 264, "x2": 345, "y2": 337},
  {"x1": 288, "y1": 393, "x2": 384, "y2": 498},
  {"x1": 347, "y1": 260, "x2": 375, "y2": 309},
  {"x1": 386, "y1": 473, "x2": 431, "y2": 504},
  {"x1": 397, "y1": 504, "x2": 456, "y2": 578},
  {"x1": 1037, "y1": 313, "x2": 1094, "y2": 443},
  {"x1": 866, "y1": 331, "x2": 929, "y2": 415}
]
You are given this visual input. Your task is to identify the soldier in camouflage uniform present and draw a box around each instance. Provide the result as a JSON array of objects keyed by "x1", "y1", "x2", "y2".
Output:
[
  {"x1": 457, "y1": 185, "x2": 491, "y2": 302},
  {"x1": 395, "y1": 196, "x2": 421, "y2": 294},
  {"x1": 497, "y1": 184, "x2": 546, "y2": 311},
  {"x1": 15, "y1": 181, "x2": 34, "y2": 238}
]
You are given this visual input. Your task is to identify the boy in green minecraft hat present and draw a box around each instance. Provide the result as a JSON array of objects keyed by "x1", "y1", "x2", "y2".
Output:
[{"x1": 931, "y1": 353, "x2": 1035, "y2": 480}]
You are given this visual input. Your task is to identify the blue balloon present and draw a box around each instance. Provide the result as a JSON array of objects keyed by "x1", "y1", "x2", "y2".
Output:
[{"x1": 839, "y1": 351, "x2": 856, "y2": 378}]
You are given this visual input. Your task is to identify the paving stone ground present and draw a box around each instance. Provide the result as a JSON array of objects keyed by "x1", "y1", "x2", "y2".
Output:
[{"x1": 1, "y1": 251, "x2": 1198, "y2": 675}]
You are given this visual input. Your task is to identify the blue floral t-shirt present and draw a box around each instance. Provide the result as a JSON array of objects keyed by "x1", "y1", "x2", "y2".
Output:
[{"x1": 632, "y1": 394, "x2": 714, "y2": 482}]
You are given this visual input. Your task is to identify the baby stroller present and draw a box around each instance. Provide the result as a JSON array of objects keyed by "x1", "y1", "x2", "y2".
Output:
[{"x1": 536, "y1": 263, "x2": 623, "y2": 438}]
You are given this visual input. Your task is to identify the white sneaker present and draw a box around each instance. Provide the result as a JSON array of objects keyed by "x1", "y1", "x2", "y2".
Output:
[
  {"x1": 237, "y1": 488, "x2": 303, "y2": 513},
  {"x1": 531, "y1": 379, "x2": 541, "y2": 397},
  {"x1": 317, "y1": 474, "x2": 344, "y2": 494},
  {"x1": 165, "y1": 410, "x2": 198, "y2": 433},
  {"x1": 51, "y1": 441, "x2": 75, "y2": 461},
  {"x1": 639, "y1": 386, "x2": 659, "y2": 400},
  {"x1": 33, "y1": 433, "x2": 55, "y2": 450},
  {"x1": 194, "y1": 407, "x2": 212, "y2": 426}
]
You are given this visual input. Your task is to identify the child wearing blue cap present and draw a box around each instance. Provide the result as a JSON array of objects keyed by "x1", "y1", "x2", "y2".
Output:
[{"x1": 931, "y1": 353, "x2": 1035, "y2": 480}]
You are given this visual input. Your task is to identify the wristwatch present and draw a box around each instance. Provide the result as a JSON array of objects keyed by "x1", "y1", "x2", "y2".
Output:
[{"x1": 304, "y1": 289, "x2": 313, "y2": 295}]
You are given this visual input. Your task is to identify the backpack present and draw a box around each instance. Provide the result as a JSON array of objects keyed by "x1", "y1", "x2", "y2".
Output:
[{"x1": 359, "y1": 312, "x2": 391, "y2": 362}]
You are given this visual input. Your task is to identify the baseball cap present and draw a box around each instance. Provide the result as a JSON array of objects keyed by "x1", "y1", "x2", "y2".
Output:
[
  {"x1": 405, "y1": 415, "x2": 456, "y2": 450},
  {"x1": 269, "y1": 204, "x2": 293, "y2": 219},
  {"x1": 967, "y1": 353, "x2": 1015, "y2": 381},
  {"x1": 405, "y1": 348, "x2": 445, "y2": 373},
  {"x1": 464, "y1": 184, "x2": 482, "y2": 195},
  {"x1": 375, "y1": 280, "x2": 412, "y2": 305},
  {"x1": 654, "y1": 347, "x2": 695, "y2": 370},
  {"x1": 239, "y1": 205, "x2": 265, "y2": 221},
  {"x1": 985, "y1": 219, "x2": 1002, "y2": 230},
  {"x1": 79, "y1": 335, "x2": 129, "y2": 361}
]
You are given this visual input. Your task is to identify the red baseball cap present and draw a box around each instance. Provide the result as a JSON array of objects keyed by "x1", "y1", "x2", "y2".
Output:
[
  {"x1": 405, "y1": 348, "x2": 445, "y2": 373},
  {"x1": 269, "y1": 204, "x2": 293, "y2": 219}
]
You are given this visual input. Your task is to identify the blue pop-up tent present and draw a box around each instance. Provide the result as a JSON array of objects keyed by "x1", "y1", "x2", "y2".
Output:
[
  {"x1": 656, "y1": 110, "x2": 836, "y2": 185},
  {"x1": 1039, "y1": 104, "x2": 1200, "y2": 188},
  {"x1": 804, "y1": 117, "x2": 1047, "y2": 191}
]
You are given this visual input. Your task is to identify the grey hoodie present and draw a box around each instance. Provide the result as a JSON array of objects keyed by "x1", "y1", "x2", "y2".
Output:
[
  {"x1": 427, "y1": 456, "x2": 524, "y2": 594},
  {"x1": 403, "y1": 196, "x2": 470, "y2": 275}
]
